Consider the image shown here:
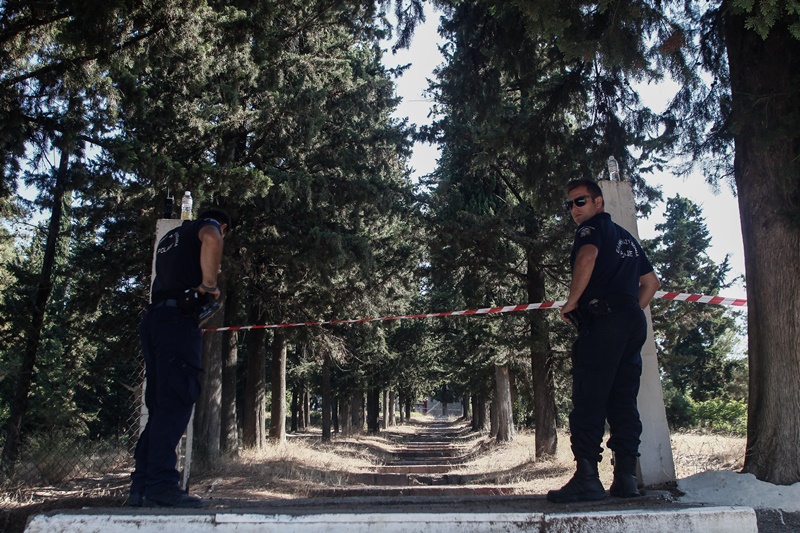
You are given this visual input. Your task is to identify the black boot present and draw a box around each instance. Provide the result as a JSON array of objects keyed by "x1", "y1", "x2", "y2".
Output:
[
  {"x1": 547, "y1": 458, "x2": 607, "y2": 503},
  {"x1": 609, "y1": 454, "x2": 641, "y2": 497},
  {"x1": 143, "y1": 490, "x2": 203, "y2": 508}
]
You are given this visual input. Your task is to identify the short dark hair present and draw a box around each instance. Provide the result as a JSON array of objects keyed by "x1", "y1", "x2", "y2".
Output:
[
  {"x1": 566, "y1": 179, "x2": 603, "y2": 199},
  {"x1": 198, "y1": 208, "x2": 232, "y2": 230}
]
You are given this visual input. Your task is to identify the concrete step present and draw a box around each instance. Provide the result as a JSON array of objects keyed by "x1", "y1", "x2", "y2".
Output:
[
  {"x1": 372, "y1": 465, "x2": 452, "y2": 474},
  {"x1": 392, "y1": 450, "x2": 465, "y2": 459},
  {"x1": 388, "y1": 458, "x2": 466, "y2": 466},
  {"x1": 346, "y1": 472, "x2": 478, "y2": 486},
  {"x1": 25, "y1": 505, "x2": 758, "y2": 533},
  {"x1": 305, "y1": 485, "x2": 522, "y2": 498}
]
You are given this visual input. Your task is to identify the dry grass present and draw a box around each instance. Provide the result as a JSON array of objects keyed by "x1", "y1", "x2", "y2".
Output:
[
  {"x1": 0, "y1": 420, "x2": 747, "y2": 533},
  {"x1": 670, "y1": 431, "x2": 746, "y2": 478},
  {"x1": 0, "y1": 420, "x2": 747, "y2": 509},
  {"x1": 191, "y1": 420, "x2": 746, "y2": 498},
  {"x1": 445, "y1": 428, "x2": 611, "y2": 493}
]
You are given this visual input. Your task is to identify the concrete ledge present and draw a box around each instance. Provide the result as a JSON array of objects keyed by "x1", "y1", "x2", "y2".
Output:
[
  {"x1": 544, "y1": 506, "x2": 757, "y2": 532},
  {"x1": 25, "y1": 507, "x2": 757, "y2": 533}
]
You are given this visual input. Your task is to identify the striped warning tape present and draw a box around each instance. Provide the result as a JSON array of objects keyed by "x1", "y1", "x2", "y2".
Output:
[
  {"x1": 202, "y1": 290, "x2": 746, "y2": 333},
  {"x1": 656, "y1": 291, "x2": 747, "y2": 307}
]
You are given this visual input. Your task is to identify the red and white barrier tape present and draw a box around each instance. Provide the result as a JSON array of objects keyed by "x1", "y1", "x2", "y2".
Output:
[
  {"x1": 202, "y1": 290, "x2": 746, "y2": 333},
  {"x1": 656, "y1": 291, "x2": 747, "y2": 307}
]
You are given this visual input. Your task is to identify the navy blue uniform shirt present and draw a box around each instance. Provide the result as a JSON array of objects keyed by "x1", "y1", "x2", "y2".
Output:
[
  {"x1": 151, "y1": 217, "x2": 222, "y2": 303},
  {"x1": 569, "y1": 212, "x2": 654, "y2": 306}
]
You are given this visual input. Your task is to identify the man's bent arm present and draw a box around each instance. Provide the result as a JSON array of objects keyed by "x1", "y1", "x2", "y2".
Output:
[
  {"x1": 198, "y1": 225, "x2": 224, "y2": 298},
  {"x1": 561, "y1": 244, "x2": 598, "y2": 320},
  {"x1": 638, "y1": 271, "x2": 660, "y2": 309}
]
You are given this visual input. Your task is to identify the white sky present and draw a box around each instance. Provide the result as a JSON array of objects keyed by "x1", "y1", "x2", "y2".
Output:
[{"x1": 382, "y1": 8, "x2": 747, "y2": 301}]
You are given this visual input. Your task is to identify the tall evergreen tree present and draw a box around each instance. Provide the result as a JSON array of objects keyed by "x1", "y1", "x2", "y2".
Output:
[
  {"x1": 643, "y1": 195, "x2": 742, "y2": 400},
  {"x1": 416, "y1": 0, "x2": 800, "y2": 484},
  {"x1": 0, "y1": 0, "x2": 203, "y2": 468},
  {"x1": 424, "y1": 0, "x2": 662, "y2": 455}
]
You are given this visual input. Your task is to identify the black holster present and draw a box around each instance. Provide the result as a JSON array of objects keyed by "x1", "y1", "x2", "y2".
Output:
[{"x1": 178, "y1": 289, "x2": 221, "y2": 326}]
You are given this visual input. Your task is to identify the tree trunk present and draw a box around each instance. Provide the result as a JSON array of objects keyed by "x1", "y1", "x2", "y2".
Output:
[
  {"x1": 494, "y1": 364, "x2": 516, "y2": 442},
  {"x1": 194, "y1": 290, "x2": 225, "y2": 463},
  {"x1": 340, "y1": 396, "x2": 352, "y2": 436},
  {"x1": 527, "y1": 261, "x2": 558, "y2": 457},
  {"x1": 290, "y1": 385, "x2": 299, "y2": 433},
  {"x1": 269, "y1": 330, "x2": 287, "y2": 443},
  {"x1": 221, "y1": 328, "x2": 238, "y2": 454},
  {"x1": 388, "y1": 389, "x2": 396, "y2": 426},
  {"x1": 2, "y1": 153, "x2": 70, "y2": 470},
  {"x1": 333, "y1": 393, "x2": 339, "y2": 434},
  {"x1": 398, "y1": 391, "x2": 406, "y2": 423},
  {"x1": 322, "y1": 353, "x2": 332, "y2": 441},
  {"x1": 297, "y1": 380, "x2": 306, "y2": 431},
  {"x1": 472, "y1": 393, "x2": 489, "y2": 432},
  {"x1": 490, "y1": 387, "x2": 498, "y2": 439},
  {"x1": 382, "y1": 389, "x2": 389, "y2": 429},
  {"x1": 242, "y1": 326, "x2": 266, "y2": 449},
  {"x1": 471, "y1": 395, "x2": 480, "y2": 431},
  {"x1": 303, "y1": 388, "x2": 310, "y2": 429},
  {"x1": 462, "y1": 395, "x2": 471, "y2": 420},
  {"x1": 725, "y1": 9, "x2": 800, "y2": 484},
  {"x1": 367, "y1": 387, "x2": 380, "y2": 434},
  {"x1": 351, "y1": 393, "x2": 364, "y2": 435}
]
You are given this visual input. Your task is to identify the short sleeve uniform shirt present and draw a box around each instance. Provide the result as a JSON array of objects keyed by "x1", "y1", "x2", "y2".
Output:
[
  {"x1": 569, "y1": 212, "x2": 654, "y2": 306},
  {"x1": 151, "y1": 217, "x2": 222, "y2": 303}
]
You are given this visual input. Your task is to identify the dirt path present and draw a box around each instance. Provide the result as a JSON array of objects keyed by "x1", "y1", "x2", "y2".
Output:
[{"x1": 7, "y1": 419, "x2": 793, "y2": 532}]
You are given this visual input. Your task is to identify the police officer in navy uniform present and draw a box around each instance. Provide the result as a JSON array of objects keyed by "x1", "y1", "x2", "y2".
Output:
[
  {"x1": 128, "y1": 208, "x2": 230, "y2": 508},
  {"x1": 547, "y1": 179, "x2": 660, "y2": 503}
]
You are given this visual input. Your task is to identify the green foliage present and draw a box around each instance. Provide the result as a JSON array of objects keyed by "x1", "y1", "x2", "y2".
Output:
[
  {"x1": 643, "y1": 195, "x2": 743, "y2": 401},
  {"x1": 693, "y1": 398, "x2": 747, "y2": 435},
  {"x1": 0, "y1": 0, "x2": 424, "y2": 464},
  {"x1": 730, "y1": 0, "x2": 800, "y2": 40},
  {"x1": 664, "y1": 379, "x2": 747, "y2": 435}
]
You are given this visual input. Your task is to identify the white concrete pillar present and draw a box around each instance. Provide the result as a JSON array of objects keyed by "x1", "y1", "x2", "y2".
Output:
[{"x1": 599, "y1": 180, "x2": 676, "y2": 486}]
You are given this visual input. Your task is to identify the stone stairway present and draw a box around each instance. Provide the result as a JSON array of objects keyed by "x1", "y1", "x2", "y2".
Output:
[
  {"x1": 309, "y1": 419, "x2": 517, "y2": 497},
  {"x1": 24, "y1": 418, "x2": 761, "y2": 533}
]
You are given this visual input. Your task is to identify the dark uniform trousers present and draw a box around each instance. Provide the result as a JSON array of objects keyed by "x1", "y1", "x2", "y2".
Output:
[
  {"x1": 569, "y1": 302, "x2": 647, "y2": 462},
  {"x1": 131, "y1": 305, "x2": 202, "y2": 497}
]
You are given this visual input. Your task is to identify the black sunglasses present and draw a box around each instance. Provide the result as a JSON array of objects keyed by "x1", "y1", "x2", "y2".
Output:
[{"x1": 563, "y1": 195, "x2": 593, "y2": 211}]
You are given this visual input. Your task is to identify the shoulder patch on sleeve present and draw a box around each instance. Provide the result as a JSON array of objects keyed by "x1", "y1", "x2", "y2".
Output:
[{"x1": 578, "y1": 226, "x2": 593, "y2": 239}]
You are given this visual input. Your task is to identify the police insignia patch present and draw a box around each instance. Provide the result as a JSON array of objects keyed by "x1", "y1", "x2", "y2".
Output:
[{"x1": 578, "y1": 226, "x2": 593, "y2": 238}]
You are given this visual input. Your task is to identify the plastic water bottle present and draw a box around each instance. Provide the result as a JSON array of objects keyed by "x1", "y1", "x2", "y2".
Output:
[
  {"x1": 607, "y1": 156, "x2": 620, "y2": 181},
  {"x1": 180, "y1": 191, "x2": 193, "y2": 220}
]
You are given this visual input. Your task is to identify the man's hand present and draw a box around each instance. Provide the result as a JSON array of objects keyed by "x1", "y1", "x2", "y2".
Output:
[
  {"x1": 196, "y1": 283, "x2": 221, "y2": 300},
  {"x1": 560, "y1": 300, "x2": 579, "y2": 323}
]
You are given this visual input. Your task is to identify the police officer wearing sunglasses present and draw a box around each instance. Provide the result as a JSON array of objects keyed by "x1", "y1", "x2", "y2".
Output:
[{"x1": 547, "y1": 179, "x2": 660, "y2": 503}]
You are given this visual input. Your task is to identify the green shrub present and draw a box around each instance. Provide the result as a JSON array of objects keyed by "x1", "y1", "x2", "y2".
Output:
[{"x1": 693, "y1": 398, "x2": 747, "y2": 436}]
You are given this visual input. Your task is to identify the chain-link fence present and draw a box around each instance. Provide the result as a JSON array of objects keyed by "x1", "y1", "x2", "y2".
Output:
[{"x1": 3, "y1": 365, "x2": 144, "y2": 488}]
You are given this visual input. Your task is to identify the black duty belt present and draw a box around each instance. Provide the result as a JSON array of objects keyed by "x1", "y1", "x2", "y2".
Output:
[
  {"x1": 602, "y1": 294, "x2": 640, "y2": 309},
  {"x1": 149, "y1": 299, "x2": 178, "y2": 311}
]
